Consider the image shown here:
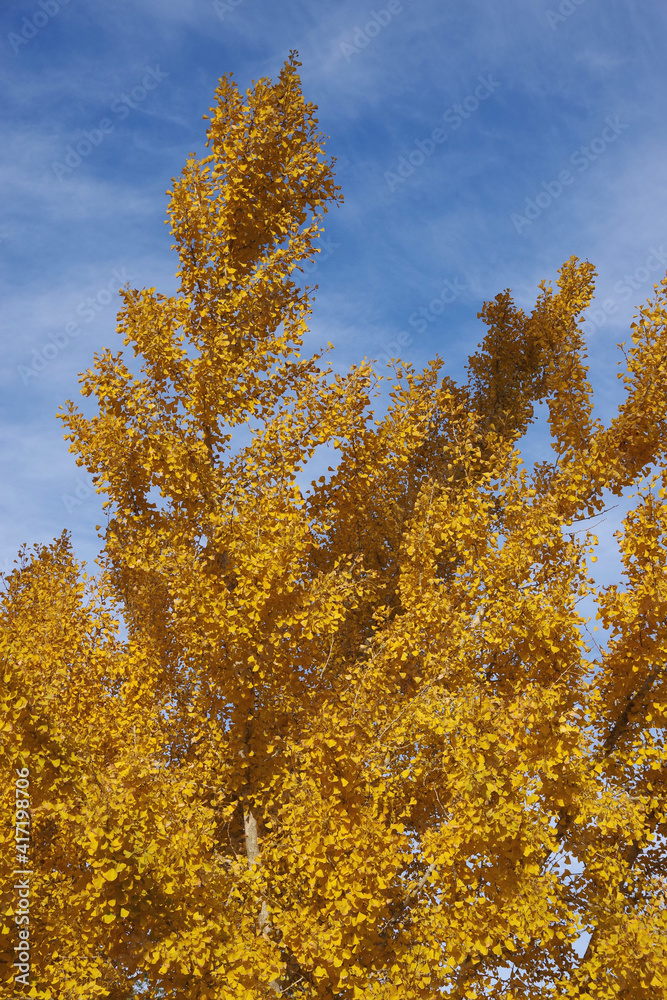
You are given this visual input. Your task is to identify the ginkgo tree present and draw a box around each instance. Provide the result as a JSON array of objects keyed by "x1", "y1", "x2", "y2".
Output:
[{"x1": 2, "y1": 50, "x2": 667, "y2": 1000}]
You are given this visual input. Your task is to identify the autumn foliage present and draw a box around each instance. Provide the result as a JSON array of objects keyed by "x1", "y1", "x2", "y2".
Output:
[{"x1": 3, "y1": 52, "x2": 667, "y2": 999}]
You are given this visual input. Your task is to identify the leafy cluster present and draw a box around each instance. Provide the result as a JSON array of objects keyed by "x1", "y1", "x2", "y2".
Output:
[{"x1": 2, "y1": 53, "x2": 667, "y2": 999}]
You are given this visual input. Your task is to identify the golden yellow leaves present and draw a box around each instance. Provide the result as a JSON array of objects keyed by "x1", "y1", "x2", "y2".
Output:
[{"x1": 7, "y1": 48, "x2": 667, "y2": 1000}]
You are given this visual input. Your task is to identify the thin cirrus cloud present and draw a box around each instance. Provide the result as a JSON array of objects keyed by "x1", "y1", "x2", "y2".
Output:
[{"x1": 0, "y1": 0, "x2": 665, "y2": 588}]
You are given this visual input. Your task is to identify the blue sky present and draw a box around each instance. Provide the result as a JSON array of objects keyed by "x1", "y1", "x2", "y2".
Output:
[{"x1": 1, "y1": 0, "x2": 666, "y2": 591}]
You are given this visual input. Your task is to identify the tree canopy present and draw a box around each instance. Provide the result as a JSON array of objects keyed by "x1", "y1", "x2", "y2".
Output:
[{"x1": 2, "y1": 52, "x2": 667, "y2": 1000}]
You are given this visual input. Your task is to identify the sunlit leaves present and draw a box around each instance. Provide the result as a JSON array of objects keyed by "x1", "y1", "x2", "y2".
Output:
[{"x1": 3, "y1": 53, "x2": 667, "y2": 1000}]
